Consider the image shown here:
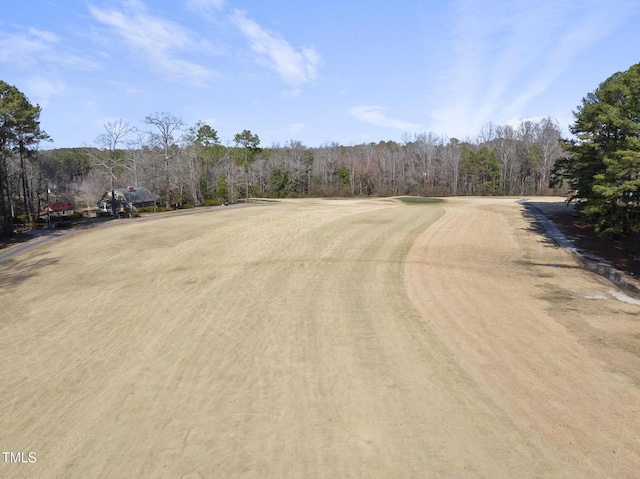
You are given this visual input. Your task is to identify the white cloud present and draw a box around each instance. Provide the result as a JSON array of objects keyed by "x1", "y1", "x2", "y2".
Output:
[
  {"x1": 184, "y1": 0, "x2": 225, "y2": 25},
  {"x1": 289, "y1": 123, "x2": 305, "y2": 134},
  {"x1": 25, "y1": 78, "x2": 66, "y2": 106},
  {"x1": 108, "y1": 80, "x2": 143, "y2": 96},
  {"x1": 431, "y1": 0, "x2": 640, "y2": 137},
  {"x1": 504, "y1": 2, "x2": 637, "y2": 117},
  {"x1": 27, "y1": 27, "x2": 60, "y2": 44},
  {"x1": 348, "y1": 106, "x2": 421, "y2": 130},
  {"x1": 0, "y1": 31, "x2": 49, "y2": 68},
  {"x1": 89, "y1": 0, "x2": 216, "y2": 86},
  {"x1": 185, "y1": 0, "x2": 224, "y2": 13},
  {"x1": 230, "y1": 9, "x2": 320, "y2": 90},
  {"x1": 0, "y1": 28, "x2": 97, "y2": 70}
]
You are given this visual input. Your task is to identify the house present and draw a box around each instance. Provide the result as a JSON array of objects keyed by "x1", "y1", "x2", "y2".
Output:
[
  {"x1": 41, "y1": 201, "x2": 75, "y2": 217},
  {"x1": 98, "y1": 186, "x2": 159, "y2": 214}
]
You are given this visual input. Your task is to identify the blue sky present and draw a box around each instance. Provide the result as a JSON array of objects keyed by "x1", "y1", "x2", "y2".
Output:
[{"x1": 2, "y1": 0, "x2": 639, "y2": 148}]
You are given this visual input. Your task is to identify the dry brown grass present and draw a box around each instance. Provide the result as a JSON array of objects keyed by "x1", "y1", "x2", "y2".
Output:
[{"x1": 1, "y1": 197, "x2": 639, "y2": 478}]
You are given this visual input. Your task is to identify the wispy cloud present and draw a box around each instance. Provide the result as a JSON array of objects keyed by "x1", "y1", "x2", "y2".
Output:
[
  {"x1": 431, "y1": 0, "x2": 640, "y2": 137},
  {"x1": 185, "y1": 0, "x2": 224, "y2": 13},
  {"x1": 184, "y1": 0, "x2": 225, "y2": 23},
  {"x1": 0, "y1": 26, "x2": 96, "y2": 106},
  {"x1": 348, "y1": 106, "x2": 421, "y2": 130},
  {"x1": 0, "y1": 27, "x2": 97, "y2": 70},
  {"x1": 89, "y1": 0, "x2": 216, "y2": 86},
  {"x1": 24, "y1": 78, "x2": 67, "y2": 106},
  {"x1": 230, "y1": 9, "x2": 320, "y2": 91},
  {"x1": 506, "y1": 1, "x2": 638, "y2": 115},
  {"x1": 289, "y1": 123, "x2": 305, "y2": 134}
]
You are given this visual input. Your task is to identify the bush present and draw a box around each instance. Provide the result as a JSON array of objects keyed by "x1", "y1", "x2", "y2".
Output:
[
  {"x1": 28, "y1": 217, "x2": 46, "y2": 229},
  {"x1": 56, "y1": 212, "x2": 83, "y2": 221}
]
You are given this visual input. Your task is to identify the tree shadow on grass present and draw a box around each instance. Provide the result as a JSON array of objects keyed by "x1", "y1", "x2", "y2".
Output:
[
  {"x1": 519, "y1": 204, "x2": 562, "y2": 249},
  {"x1": 0, "y1": 253, "x2": 61, "y2": 290},
  {"x1": 0, "y1": 232, "x2": 33, "y2": 251},
  {"x1": 524, "y1": 200, "x2": 640, "y2": 276},
  {"x1": 513, "y1": 259, "x2": 583, "y2": 270}
]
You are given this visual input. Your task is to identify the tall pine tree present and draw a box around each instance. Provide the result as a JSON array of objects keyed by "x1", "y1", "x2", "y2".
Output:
[
  {"x1": 552, "y1": 64, "x2": 640, "y2": 239},
  {"x1": 0, "y1": 80, "x2": 49, "y2": 236}
]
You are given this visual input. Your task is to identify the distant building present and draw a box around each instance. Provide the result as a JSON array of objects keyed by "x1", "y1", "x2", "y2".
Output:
[
  {"x1": 41, "y1": 201, "x2": 75, "y2": 217},
  {"x1": 98, "y1": 186, "x2": 159, "y2": 214}
]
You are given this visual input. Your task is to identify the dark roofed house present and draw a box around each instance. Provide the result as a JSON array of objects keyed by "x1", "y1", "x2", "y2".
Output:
[{"x1": 98, "y1": 186, "x2": 159, "y2": 214}]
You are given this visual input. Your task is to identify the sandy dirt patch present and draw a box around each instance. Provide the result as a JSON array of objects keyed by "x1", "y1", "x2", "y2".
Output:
[
  {"x1": 0, "y1": 197, "x2": 638, "y2": 478},
  {"x1": 405, "y1": 196, "x2": 640, "y2": 478}
]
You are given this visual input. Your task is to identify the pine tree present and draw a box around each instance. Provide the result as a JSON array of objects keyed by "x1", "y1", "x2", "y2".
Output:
[
  {"x1": 552, "y1": 63, "x2": 640, "y2": 239},
  {"x1": 0, "y1": 81, "x2": 49, "y2": 235}
]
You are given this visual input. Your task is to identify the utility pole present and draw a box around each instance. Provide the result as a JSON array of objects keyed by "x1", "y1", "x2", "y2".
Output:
[{"x1": 46, "y1": 183, "x2": 51, "y2": 229}]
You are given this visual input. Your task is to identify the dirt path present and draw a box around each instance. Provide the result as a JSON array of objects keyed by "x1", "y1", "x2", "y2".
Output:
[{"x1": 1, "y1": 197, "x2": 638, "y2": 478}]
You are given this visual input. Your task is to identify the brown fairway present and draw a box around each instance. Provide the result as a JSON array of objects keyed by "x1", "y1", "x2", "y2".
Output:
[{"x1": 1, "y1": 197, "x2": 638, "y2": 478}]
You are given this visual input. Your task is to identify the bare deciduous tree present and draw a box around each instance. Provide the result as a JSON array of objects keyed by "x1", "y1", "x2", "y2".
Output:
[
  {"x1": 145, "y1": 112, "x2": 184, "y2": 209},
  {"x1": 90, "y1": 119, "x2": 134, "y2": 216}
]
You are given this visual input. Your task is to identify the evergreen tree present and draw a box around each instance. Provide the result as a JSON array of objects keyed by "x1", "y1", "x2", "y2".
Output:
[
  {"x1": 460, "y1": 145, "x2": 502, "y2": 195},
  {"x1": 552, "y1": 63, "x2": 640, "y2": 238},
  {"x1": 269, "y1": 167, "x2": 291, "y2": 197},
  {"x1": 216, "y1": 174, "x2": 228, "y2": 203},
  {"x1": 233, "y1": 130, "x2": 260, "y2": 202},
  {"x1": 337, "y1": 164, "x2": 350, "y2": 186},
  {"x1": 0, "y1": 80, "x2": 49, "y2": 235}
]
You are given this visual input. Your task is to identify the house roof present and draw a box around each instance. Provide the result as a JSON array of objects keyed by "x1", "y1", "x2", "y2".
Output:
[
  {"x1": 113, "y1": 186, "x2": 158, "y2": 205},
  {"x1": 49, "y1": 202, "x2": 75, "y2": 211}
]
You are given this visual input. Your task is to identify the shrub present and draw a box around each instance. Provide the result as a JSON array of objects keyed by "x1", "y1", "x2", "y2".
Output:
[{"x1": 57, "y1": 212, "x2": 83, "y2": 221}]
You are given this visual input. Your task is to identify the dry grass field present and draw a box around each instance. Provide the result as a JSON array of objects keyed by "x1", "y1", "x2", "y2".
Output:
[{"x1": 1, "y1": 197, "x2": 639, "y2": 478}]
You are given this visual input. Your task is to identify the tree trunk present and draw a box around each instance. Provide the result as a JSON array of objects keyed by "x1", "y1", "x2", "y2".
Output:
[
  {"x1": 19, "y1": 145, "x2": 33, "y2": 223},
  {"x1": 1, "y1": 156, "x2": 14, "y2": 235}
]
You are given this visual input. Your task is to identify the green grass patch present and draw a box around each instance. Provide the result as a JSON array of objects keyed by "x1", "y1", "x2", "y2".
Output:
[{"x1": 394, "y1": 196, "x2": 444, "y2": 205}]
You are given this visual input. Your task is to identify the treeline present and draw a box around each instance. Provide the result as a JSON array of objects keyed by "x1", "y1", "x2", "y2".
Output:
[
  {"x1": 22, "y1": 116, "x2": 563, "y2": 214},
  {"x1": 2, "y1": 75, "x2": 567, "y2": 237},
  {"x1": 6, "y1": 61, "x2": 640, "y2": 249}
]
